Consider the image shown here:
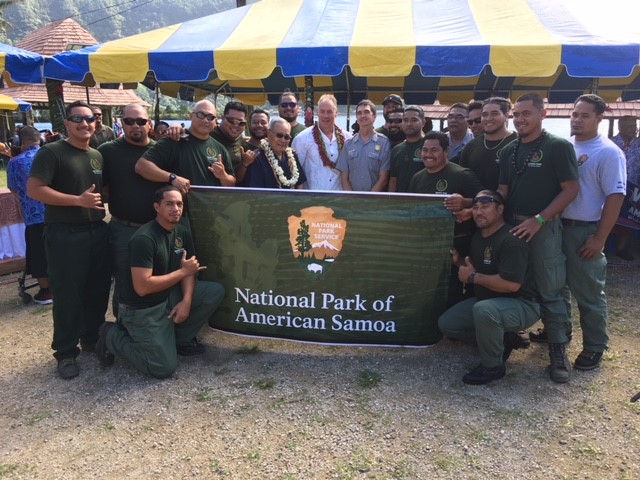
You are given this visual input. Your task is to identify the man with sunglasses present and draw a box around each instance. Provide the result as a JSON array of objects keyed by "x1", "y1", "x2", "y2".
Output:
[
  {"x1": 211, "y1": 101, "x2": 250, "y2": 173},
  {"x1": 89, "y1": 106, "x2": 116, "y2": 149},
  {"x1": 467, "y1": 101, "x2": 484, "y2": 138},
  {"x1": 135, "y1": 99, "x2": 235, "y2": 194},
  {"x1": 376, "y1": 94, "x2": 404, "y2": 137},
  {"x1": 384, "y1": 108, "x2": 406, "y2": 149},
  {"x1": 438, "y1": 190, "x2": 540, "y2": 385},
  {"x1": 100, "y1": 103, "x2": 161, "y2": 317},
  {"x1": 278, "y1": 90, "x2": 305, "y2": 141},
  {"x1": 27, "y1": 100, "x2": 111, "y2": 379},
  {"x1": 446, "y1": 103, "x2": 474, "y2": 161}
]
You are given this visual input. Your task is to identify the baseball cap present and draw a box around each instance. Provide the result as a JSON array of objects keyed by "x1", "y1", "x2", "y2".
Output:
[{"x1": 383, "y1": 94, "x2": 404, "y2": 107}]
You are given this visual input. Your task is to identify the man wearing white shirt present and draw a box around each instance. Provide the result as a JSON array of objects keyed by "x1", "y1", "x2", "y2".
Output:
[
  {"x1": 292, "y1": 94, "x2": 351, "y2": 191},
  {"x1": 562, "y1": 94, "x2": 626, "y2": 371}
]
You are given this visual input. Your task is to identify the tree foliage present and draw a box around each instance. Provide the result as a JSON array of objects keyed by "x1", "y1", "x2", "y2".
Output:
[{"x1": 1, "y1": 0, "x2": 244, "y2": 44}]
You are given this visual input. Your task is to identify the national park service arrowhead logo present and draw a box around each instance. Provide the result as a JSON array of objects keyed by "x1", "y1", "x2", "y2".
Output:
[{"x1": 287, "y1": 207, "x2": 347, "y2": 281}]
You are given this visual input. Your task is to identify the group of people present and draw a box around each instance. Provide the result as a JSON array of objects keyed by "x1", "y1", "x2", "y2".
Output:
[{"x1": 8, "y1": 88, "x2": 632, "y2": 387}]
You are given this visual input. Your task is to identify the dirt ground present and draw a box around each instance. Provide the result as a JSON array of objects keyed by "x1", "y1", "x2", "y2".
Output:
[{"x1": 0, "y1": 251, "x2": 639, "y2": 480}]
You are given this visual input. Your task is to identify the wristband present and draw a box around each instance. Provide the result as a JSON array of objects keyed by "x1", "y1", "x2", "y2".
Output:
[{"x1": 535, "y1": 214, "x2": 546, "y2": 225}]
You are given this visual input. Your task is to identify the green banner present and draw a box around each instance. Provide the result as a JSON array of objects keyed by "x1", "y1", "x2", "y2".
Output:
[{"x1": 189, "y1": 188, "x2": 454, "y2": 347}]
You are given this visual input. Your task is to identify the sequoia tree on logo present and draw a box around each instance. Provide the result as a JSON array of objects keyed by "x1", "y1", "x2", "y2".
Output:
[{"x1": 287, "y1": 207, "x2": 347, "y2": 281}]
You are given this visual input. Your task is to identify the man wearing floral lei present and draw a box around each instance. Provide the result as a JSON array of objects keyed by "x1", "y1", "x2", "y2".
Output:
[
  {"x1": 241, "y1": 118, "x2": 307, "y2": 189},
  {"x1": 291, "y1": 94, "x2": 351, "y2": 191}
]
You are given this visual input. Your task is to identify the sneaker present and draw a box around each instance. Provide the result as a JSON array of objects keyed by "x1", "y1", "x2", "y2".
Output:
[
  {"x1": 33, "y1": 289, "x2": 53, "y2": 305},
  {"x1": 548, "y1": 343, "x2": 571, "y2": 383},
  {"x1": 176, "y1": 338, "x2": 205, "y2": 356},
  {"x1": 616, "y1": 249, "x2": 634, "y2": 261},
  {"x1": 57, "y1": 357, "x2": 79, "y2": 379},
  {"x1": 96, "y1": 322, "x2": 115, "y2": 367},
  {"x1": 462, "y1": 363, "x2": 506, "y2": 385},
  {"x1": 529, "y1": 328, "x2": 573, "y2": 344},
  {"x1": 574, "y1": 350, "x2": 603, "y2": 370},
  {"x1": 503, "y1": 331, "x2": 529, "y2": 362}
]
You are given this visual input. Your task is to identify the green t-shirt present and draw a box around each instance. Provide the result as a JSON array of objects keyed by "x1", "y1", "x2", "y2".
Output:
[
  {"x1": 100, "y1": 138, "x2": 161, "y2": 224},
  {"x1": 390, "y1": 137, "x2": 426, "y2": 193},
  {"x1": 290, "y1": 123, "x2": 306, "y2": 140},
  {"x1": 29, "y1": 140, "x2": 105, "y2": 224},
  {"x1": 469, "y1": 223, "x2": 536, "y2": 301},
  {"x1": 142, "y1": 134, "x2": 234, "y2": 187},
  {"x1": 458, "y1": 133, "x2": 518, "y2": 190},
  {"x1": 120, "y1": 220, "x2": 196, "y2": 308},
  {"x1": 210, "y1": 126, "x2": 245, "y2": 171},
  {"x1": 498, "y1": 132, "x2": 578, "y2": 216}
]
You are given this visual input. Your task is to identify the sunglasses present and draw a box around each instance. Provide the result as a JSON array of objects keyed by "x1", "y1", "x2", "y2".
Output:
[
  {"x1": 224, "y1": 117, "x2": 247, "y2": 127},
  {"x1": 467, "y1": 118, "x2": 482, "y2": 125},
  {"x1": 472, "y1": 196, "x2": 502, "y2": 206},
  {"x1": 387, "y1": 118, "x2": 403, "y2": 124},
  {"x1": 93, "y1": 113, "x2": 102, "y2": 117},
  {"x1": 280, "y1": 102, "x2": 297, "y2": 109},
  {"x1": 122, "y1": 117, "x2": 148, "y2": 126},
  {"x1": 273, "y1": 132, "x2": 292, "y2": 141},
  {"x1": 67, "y1": 115, "x2": 95, "y2": 124},
  {"x1": 194, "y1": 111, "x2": 216, "y2": 121}
]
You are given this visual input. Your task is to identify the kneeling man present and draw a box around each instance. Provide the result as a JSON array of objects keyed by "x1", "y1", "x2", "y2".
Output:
[
  {"x1": 438, "y1": 190, "x2": 540, "y2": 385},
  {"x1": 97, "y1": 186, "x2": 224, "y2": 378}
]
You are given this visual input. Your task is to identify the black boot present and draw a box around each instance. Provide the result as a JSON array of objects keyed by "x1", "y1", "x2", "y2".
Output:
[{"x1": 548, "y1": 343, "x2": 570, "y2": 383}]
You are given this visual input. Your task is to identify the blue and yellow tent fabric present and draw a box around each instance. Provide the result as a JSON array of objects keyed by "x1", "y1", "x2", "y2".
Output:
[
  {"x1": 0, "y1": 94, "x2": 31, "y2": 112},
  {"x1": 44, "y1": 0, "x2": 640, "y2": 104},
  {"x1": 0, "y1": 42, "x2": 44, "y2": 84}
]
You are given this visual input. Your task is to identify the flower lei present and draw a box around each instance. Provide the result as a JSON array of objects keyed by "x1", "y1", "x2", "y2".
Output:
[
  {"x1": 312, "y1": 124, "x2": 345, "y2": 168},
  {"x1": 260, "y1": 139, "x2": 300, "y2": 188}
]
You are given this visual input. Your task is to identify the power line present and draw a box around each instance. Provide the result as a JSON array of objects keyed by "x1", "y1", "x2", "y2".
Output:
[
  {"x1": 86, "y1": 0, "x2": 155, "y2": 26},
  {"x1": 53, "y1": 0, "x2": 142, "y2": 23}
]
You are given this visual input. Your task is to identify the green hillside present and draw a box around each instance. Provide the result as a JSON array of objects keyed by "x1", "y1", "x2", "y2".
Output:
[{"x1": 1, "y1": 0, "x2": 251, "y2": 44}]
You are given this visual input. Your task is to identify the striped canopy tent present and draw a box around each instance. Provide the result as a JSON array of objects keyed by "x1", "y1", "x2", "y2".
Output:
[
  {"x1": 0, "y1": 93, "x2": 31, "y2": 112},
  {"x1": 0, "y1": 42, "x2": 44, "y2": 84},
  {"x1": 44, "y1": 0, "x2": 640, "y2": 105}
]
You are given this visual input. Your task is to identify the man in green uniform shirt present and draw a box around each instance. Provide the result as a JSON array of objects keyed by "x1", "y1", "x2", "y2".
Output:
[
  {"x1": 438, "y1": 190, "x2": 540, "y2": 385},
  {"x1": 101, "y1": 103, "x2": 161, "y2": 316},
  {"x1": 96, "y1": 186, "x2": 225, "y2": 378},
  {"x1": 27, "y1": 100, "x2": 112, "y2": 380},
  {"x1": 135, "y1": 99, "x2": 236, "y2": 194},
  {"x1": 388, "y1": 105, "x2": 427, "y2": 193},
  {"x1": 497, "y1": 93, "x2": 579, "y2": 384}
]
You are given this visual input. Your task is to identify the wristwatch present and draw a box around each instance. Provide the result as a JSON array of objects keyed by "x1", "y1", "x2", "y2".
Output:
[{"x1": 168, "y1": 173, "x2": 177, "y2": 184}]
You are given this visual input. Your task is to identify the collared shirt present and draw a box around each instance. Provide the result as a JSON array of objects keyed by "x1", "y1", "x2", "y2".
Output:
[
  {"x1": 612, "y1": 134, "x2": 640, "y2": 185},
  {"x1": 336, "y1": 131, "x2": 390, "y2": 191},
  {"x1": 447, "y1": 131, "x2": 474, "y2": 160},
  {"x1": 292, "y1": 125, "x2": 352, "y2": 191},
  {"x1": 7, "y1": 145, "x2": 45, "y2": 226}
]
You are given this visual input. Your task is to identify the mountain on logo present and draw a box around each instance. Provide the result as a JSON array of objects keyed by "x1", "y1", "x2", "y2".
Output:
[{"x1": 311, "y1": 240, "x2": 339, "y2": 251}]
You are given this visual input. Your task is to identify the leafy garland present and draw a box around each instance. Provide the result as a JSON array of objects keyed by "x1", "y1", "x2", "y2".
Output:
[
  {"x1": 260, "y1": 139, "x2": 300, "y2": 188},
  {"x1": 510, "y1": 130, "x2": 547, "y2": 175},
  {"x1": 312, "y1": 124, "x2": 346, "y2": 168}
]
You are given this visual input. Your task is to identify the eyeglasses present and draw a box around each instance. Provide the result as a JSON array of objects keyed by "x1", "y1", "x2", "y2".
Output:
[
  {"x1": 447, "y1": 114, "x2": 467, "y2": 121},
  {"x1": 387, "y1": 118, "x2": 403, "y2": 124},
  {"x1": 67, "y1": 115, "x2": 95, "y2": 124},
  {"x1": 194, "y1": 111, "x2": 216, "y2": 121},
  {"x1": 280, "y1": 102, "x2": 297, "y2": 109},
  {"x1": 472, "y1": 196, "x2": 502, "y2": 206},
  {"x1": 467, "y1": 118, "x2": 482, "y2": 125},
  {"x1": 122, "y1": 117, "x2": 149, "y2": 126},
  {"x1": 224, "y1": 117, "x2": 247, "y2": 127},
  {"x1": 273, "y1": 132, "x2": 292, "y2": 141}
]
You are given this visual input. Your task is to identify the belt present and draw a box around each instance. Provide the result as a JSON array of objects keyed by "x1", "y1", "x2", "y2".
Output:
[
  {"x1": 111, "y1": 216, "x2": 144, "y2": 228},
  {"x1": 562, "y1": 218, "x2": 598, "y2": 227},
  {"x1": 118, "y1": 303, "x2": 139, "y2": 312},
  {"x1": 511, "y1": 213, "x2": 531, "y2": 223},
  {"x1": 519, "y1": 294, "x2": 539, "y2": 303}
]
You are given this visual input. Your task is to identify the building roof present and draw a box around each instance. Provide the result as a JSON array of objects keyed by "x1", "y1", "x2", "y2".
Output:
[
  {"x1": 16, "y1": 18, "x2": 97, "y2": 56},
  {"x1": 0, "y1": 84, "x2": 149, "y2": 108}
]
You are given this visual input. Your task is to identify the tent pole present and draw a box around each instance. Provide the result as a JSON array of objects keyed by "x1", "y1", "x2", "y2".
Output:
[
  {"x1": 345, "y1": 69, "x2": 351, "y2": 132},
  {"x1": 304, "y1": 75, "x2": 314, "y2": 127}
]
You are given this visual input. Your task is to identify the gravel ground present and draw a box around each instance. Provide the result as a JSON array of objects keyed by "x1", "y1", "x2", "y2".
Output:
[{"x1": 0, "y1": 254, "x2": 639, "y2": 480}]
